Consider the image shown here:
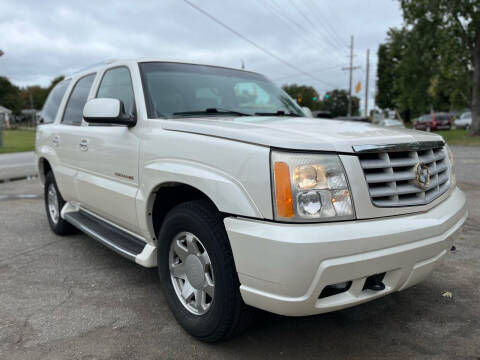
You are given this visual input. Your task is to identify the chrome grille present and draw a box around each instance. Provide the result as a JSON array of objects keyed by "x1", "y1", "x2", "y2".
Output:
[{"x1": 355, "y1": 142, "x2": 450, "y2": 207}]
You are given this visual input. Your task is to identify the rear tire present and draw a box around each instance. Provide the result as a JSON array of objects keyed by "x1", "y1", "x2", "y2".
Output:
[
  {"x1": 157, "y1": 200, "x2": 253, "y2": 342},
  {"x1": 44, "y1": 172, "x2": 77, "y2": 235}
]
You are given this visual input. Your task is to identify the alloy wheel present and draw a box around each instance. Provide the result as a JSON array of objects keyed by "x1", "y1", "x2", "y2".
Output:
[
  {"x1": 47, "y1": 183, "x2": 60, "y2": 224},
  {"x1": 169, "y1": 232, "x2": 215, "y2": 315}
]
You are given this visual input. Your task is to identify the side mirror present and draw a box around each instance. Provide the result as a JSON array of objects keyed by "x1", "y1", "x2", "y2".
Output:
[
  {"x1": 83, "y1": 98, "x2": 136, "y2": 127},
  {"x1": 302, "y1": 106, "x2": 313, "y2": 118}
]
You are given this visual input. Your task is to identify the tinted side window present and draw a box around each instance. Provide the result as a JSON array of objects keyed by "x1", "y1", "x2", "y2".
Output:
[
  {"x1": 62, "y1": 74, "x2": 95, "y2": 125},
  {"x1": 41, "y1": 79, "x2": 71, "y2": 124},
  {"x1": 96, "y1": 67, "x2": 135, "y2": 115}
]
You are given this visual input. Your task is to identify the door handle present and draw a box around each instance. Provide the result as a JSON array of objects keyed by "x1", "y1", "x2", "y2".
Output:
[
  {"x1": 79, "y1": 138, "x2": 89, "y2": 151},
  {"x1": 52, "y1": 135, "x2": 60, "y2": 146}
]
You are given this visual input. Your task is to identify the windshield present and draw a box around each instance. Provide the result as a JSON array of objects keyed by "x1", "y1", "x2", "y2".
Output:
[
  {"x1": 139, "y1": 62, "x2": 305, "y2": 118},
  {"x1": 461, "y1": 112, "x2": 471, "y2": 119}
]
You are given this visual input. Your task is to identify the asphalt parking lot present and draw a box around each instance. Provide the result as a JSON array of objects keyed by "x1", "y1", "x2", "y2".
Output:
[{"x1": 0, "y1": 146, "x2": 479, "y2": 360}]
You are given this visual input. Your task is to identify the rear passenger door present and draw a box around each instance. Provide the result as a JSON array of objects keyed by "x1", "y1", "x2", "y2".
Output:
[
  {"x1": 74, "y1": 66, "x2": 141, "y2": 233},
  {"x1": 53, "y1": 74, "x2": 96, "y2": 201}
]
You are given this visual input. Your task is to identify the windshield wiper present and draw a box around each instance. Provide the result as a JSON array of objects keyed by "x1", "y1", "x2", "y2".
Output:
[
  {"x1": 173, "y1": 108, "x2": 252, "y2": 117},
  {"x1": 254, "y1": 110, "x2": 301, "y2": 117}
]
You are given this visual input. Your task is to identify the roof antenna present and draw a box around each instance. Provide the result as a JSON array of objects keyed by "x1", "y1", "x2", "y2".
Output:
[{"x1": 241, "y1": 59, "x2": 245, "y2": 70}]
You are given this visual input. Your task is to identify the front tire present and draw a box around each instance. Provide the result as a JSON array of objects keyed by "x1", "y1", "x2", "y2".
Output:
[
  {"x1": 158, "y1": 200, "x2": 253, "y2": 342},
  {"x1": 44, "y1": 172, "x2": 76, "y2": 235}
]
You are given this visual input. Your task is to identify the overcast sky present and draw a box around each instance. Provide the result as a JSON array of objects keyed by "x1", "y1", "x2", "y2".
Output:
[{"x1": 0, "y1": 0, "x2": 403, "y2": 110}]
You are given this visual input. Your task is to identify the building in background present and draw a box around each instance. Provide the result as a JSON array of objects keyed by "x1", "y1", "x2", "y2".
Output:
[
  {"x1": 21, "y1": 109, "x2": 42, "y2": 124},
  {"x1": 0, "y1": 105, "x2": 12, "y2": 128}
]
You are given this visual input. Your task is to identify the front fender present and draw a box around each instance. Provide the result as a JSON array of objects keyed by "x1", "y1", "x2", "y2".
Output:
[{"x1": 139, "y1": 158, "x2": 264, "y2": 229}]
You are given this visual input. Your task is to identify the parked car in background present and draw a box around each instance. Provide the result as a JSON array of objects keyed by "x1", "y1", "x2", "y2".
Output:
[
  {"x1": 454, "y1": 112, "x2": 472, "y2": 129},
  {"x1": 448, "y1": 110, "x2": 462, "y2": 122},
  {"x1": 414, "y1": 113, "x2": 451, "y2": 131},
  {"x1": 378, "y1": 119, "x2": 405, "y2": 128},
  {"x1": 312, "y1": 110, "x2": 333, "y2": 119},
  {"x1": 335, "y1": 116, "x2": 370, "y2": 123}
]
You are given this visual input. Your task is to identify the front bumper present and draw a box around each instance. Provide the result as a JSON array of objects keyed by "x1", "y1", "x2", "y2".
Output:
[{"x1": 224, "y1": 187, "x2": 467, "y2": 316}]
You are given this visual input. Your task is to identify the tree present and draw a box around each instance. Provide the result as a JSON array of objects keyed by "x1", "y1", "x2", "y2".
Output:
[
  {"x1": 376, "y1": 43, "x2": 397, "y2": 110},
  {"x1": 281, "y1": 84, "x2": 321, "y2": 110},
  {"x1": 400, "y1": 0, "x2": 480, "y2": 135},
  {"x1": 48, "y1": 75, "x2": 65, "y2": 92},
  {"x1": 321, "y1": 89, "x2": 360, "y2": 117},
  {"x1": 376, "y1": 10, "x2": 473, "y2": 120},
  {"x1": 20, "y1": 86, "x2": 49, "y2": 110},
  {"x1": 0, "y1": 77, "x2": 21, "y2": 114},
  {"x1": 0, "y1": 75, "x2": 65, "y2": 116}
]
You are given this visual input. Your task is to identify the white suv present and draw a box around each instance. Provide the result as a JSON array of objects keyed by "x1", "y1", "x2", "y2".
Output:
[{"x1": 36, "y1": 59, "x2": 467, "y2": 342}]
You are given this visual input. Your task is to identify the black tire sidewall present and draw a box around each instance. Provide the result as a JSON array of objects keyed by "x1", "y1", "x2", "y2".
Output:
[
  {"x1": 44, "y1": 172, "x2": 73, "y2": 235},
  {"x1": 158, "y1": 203, "x2": 236, "y2": 340}
]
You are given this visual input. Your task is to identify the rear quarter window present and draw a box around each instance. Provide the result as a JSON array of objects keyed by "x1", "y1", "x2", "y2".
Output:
[{"x1": 41, "y1": 79, "x2": 71, "y2": 124}]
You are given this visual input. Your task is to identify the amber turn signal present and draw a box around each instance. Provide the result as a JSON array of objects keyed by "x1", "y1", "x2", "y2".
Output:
[{"x1": 274, "y1": 162, "x2": 294, "y2": 218}]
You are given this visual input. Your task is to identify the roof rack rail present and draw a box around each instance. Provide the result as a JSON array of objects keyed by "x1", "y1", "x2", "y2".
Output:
[{"x1": 67, "y1": 59, "x2": 118, "y2": 77}]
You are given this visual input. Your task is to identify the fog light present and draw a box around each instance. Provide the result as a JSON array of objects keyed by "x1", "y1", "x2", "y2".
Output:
[
  {"x1": 330, "y1": 282, "x2": 350, "y2": 290},
  {"x1": 319, "y1": 281, "x2": 352, "y2": 298}
]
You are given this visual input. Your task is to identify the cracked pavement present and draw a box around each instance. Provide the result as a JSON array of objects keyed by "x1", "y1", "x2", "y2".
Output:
[{"x1": 0, "y1": 146, "x2": 479, "y2": 359}]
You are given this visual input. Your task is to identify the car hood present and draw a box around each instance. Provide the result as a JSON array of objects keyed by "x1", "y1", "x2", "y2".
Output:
[{"x1": 161, "y1": 116, "x2": 444, "y2": 153}]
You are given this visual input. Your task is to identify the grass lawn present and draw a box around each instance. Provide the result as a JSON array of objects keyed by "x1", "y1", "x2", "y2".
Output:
[
  {"x1": 436, "y1": 129, "x2": 480, "y2": 146},
  {"x1": 0, "y1": 129, "x2": 36, "y2": 154}
]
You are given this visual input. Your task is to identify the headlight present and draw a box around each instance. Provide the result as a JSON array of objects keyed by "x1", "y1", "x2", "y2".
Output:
[
  {"x1": 446, "y1": 144, "x2": 456, "y2": 188},
  {"x1": 271, "y1": 151, "x2": 355, "y2": 222}
]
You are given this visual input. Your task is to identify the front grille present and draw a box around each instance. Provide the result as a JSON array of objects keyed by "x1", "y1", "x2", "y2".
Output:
[{"x1": 356, "y1": 143, "x2": 450, "y2": 207}]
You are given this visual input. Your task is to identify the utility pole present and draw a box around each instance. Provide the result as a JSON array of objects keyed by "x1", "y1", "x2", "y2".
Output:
[
  {"x1": 342, "y1": 36, "x2": 361, "y2": 116},
  {"x1": 364, "y1": 49, "x2": 370, "y2": 117}
]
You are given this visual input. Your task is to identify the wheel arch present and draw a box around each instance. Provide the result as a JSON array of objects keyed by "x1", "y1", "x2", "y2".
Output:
[
  {"x1": 147, "y1": 182, "x2": 220, "y2": 242},
  {"x1": 38, "y1": 157, "x2": 52, "y2": 184},
  {"x1": 141, "y1": 160, "x2": 264, "y2": 243}
]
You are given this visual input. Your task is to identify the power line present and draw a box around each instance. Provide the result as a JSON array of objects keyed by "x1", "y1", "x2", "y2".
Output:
[
  {"x1": 182, "y1": 0, "x2": 336, "y2": 87},
  {"x1": 258, "y1": 0, "x2": 345, "y2": 66},
  {"x1": 266, "y1": 0, "x2": 346, "y2": 64},
  {"x1": 287, "y1": 0, "x2": 347, "y2": 53},
  {"x1": 271, "y1": 64, "x2": 342, "y2": 81},
  {"x1": 304, "y1": 0, "x2": 350, "y2": 49},
  {"x1": 259, "y1": 2, "x2": 325, "y2": 51}
]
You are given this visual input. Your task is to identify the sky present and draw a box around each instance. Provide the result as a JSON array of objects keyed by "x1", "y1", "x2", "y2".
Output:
[{"x1": 0, "y1": 0, "x2": 403, "y2": 111}]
